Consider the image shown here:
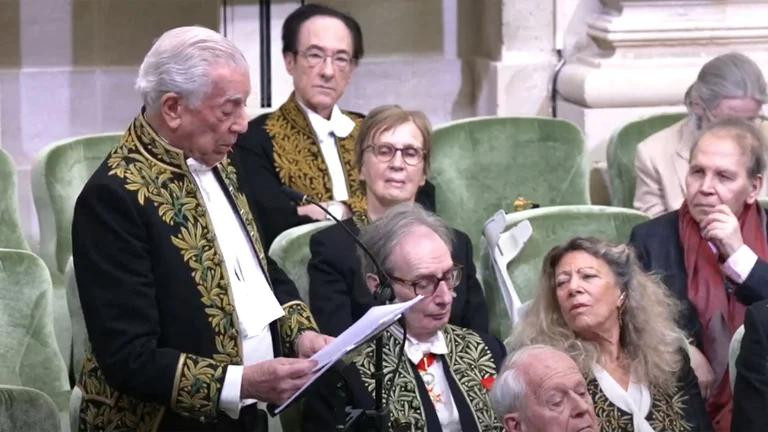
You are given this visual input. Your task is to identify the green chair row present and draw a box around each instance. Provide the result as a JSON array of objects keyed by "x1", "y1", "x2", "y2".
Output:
[
  {"x1": 30, "y1": 133, "x2": 121, "y2": 384},
  {"x1": 0, "y1": 248, "x2": 69, "y2": 430},
  {"x1": 0, "y1": 148, "x2": 28, "y2": 251}
]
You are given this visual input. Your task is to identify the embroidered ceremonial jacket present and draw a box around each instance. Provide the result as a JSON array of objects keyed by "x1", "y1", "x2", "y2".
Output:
[
  {"x1": 73, "y1": 114, "x2": 317, "y2": 431},
  {"x1": 303, "y1": 324, "x2": 505, "y2": 431},
  {"x1": 231, "y1": 94, "x2": 366, "y2": 247},
  {"x1": 587, "y1": 351, "x2": 712, "y2": 431}
]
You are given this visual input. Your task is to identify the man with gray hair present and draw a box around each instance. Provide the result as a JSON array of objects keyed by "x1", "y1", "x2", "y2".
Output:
[
  {"x1": 73, "y1": 26, "x2": 332, "y2": 431},
  {"x1": 303, "y1": 203, "x2": 505, "y2": 431},
  {"x1": 634, "y1": 52, "x2": 768, "y2": 216},
  {"x1": 490, "y1": 345, "x2": 597, "y2": 432}
]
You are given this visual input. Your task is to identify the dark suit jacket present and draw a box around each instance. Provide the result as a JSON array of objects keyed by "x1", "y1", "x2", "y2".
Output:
[
  {"x1": 308, "y1": 219, "x2": 489, "y2": 336},
  {"x1": 302, "y1": 325, "x2": 505, "y2": 432},
  {"x1": 629, "y1": 210, "x2": 768, "y2": 343},
  {"x1": 732, "y1": 300, "x2": 768, "y2": 432},
  {"x1": 230, "y1": 96, "x2": 435, "y2": 249}
]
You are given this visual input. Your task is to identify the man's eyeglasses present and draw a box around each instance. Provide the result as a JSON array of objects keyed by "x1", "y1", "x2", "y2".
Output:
[
  {"x1": 297, "y1": 48, "x2": 353, "y2": 71},
  {"x1": 364, "y1": 143, "x2": 426, "y2": 166},
  {"x1": 390, "y1": 265, "x2": 463, "y2": 297}
]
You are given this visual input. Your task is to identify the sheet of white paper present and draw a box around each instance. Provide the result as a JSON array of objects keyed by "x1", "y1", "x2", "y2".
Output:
[{"x1": 274, "y1": 295, "x2": 424, "y2": 414}]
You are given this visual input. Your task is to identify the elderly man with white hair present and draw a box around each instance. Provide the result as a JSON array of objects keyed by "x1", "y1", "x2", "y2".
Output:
[
  {"x1": 490, "y1": 345, "x2": 598, "y2": 432},
  {"x1": 634, "y1": 52, "x2": 768, "y2": 217},
  {"x1": 72, "y1": 26, "x2": 332, "y2": 431}
]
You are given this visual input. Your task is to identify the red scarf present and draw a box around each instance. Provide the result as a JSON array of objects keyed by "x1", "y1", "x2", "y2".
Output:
[{"x1": 679, "y1": 200, "x2": 768, "y2": 431}]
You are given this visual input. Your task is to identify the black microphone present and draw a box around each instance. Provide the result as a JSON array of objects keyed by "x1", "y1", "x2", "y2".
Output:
[{"x1": 280, "y1": 186, "x2": 393, "y2": 303}]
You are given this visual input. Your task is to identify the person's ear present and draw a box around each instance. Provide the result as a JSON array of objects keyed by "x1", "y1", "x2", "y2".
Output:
[
  {"x1": 159, "y1": 93, "x2": 183, "y2": 130},
  {"x1": 284, "y1": 51, "x2": 297, "y2": 76},
  {"x1": 365, "y1": 273, "x2": 380, "y2": 294},
  {"x1": 503, "y1": 413, "x2": 523, "y2": 432},
  {"x1": 746, "y1": 173, "x2": 763, "y2": 205}
]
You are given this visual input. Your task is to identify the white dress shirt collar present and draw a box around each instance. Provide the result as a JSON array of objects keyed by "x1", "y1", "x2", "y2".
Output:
[{"x1": 296, "y1": 98, "x2": 356, "y2": 139}]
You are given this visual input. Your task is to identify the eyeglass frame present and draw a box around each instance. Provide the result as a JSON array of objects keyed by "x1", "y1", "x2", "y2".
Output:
[
  {"x1": 389, "y1": 264, "x2": 463, "y2": 297},
  {"x1": 362, "y1": 143, "x2": 427, "y2": 166},
  {"x1": 294, "y1": 47, "x2": 355, "y2": 71}
]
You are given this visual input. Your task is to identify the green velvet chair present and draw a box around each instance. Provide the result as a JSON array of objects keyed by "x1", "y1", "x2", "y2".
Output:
[
  {"x1": 429, "y1": 116, "x2": 590, "y2": 246},
  {"x1": 31, "y1": 132, "x2": 120, "y2": 377},
  {"x1": 729, "y1": 324, "x2": 745, "y2": 391},
  {"x1": 0, "y1": 249, "x2": 69, "y2": 426},
  {"x1": 606, "y1": 113, "x2": 686, "y2": 208},
  {"x1": 0, "y1": 148, "x2": 29, "y2": 251},
  {"x1": 0, "y1": 385, "x2": 61, "y2": 432},
  {"x1": 268, "y1": 220, "x2": 333, "y2": 303},
  {"x1": 268, "y1": 221, "x2": 336, "y2": 432},
  {"x1": 65, "y1": 258, "x2": 88, "y2": 384},
  {"x1": 479, "y1": 205, "x2": 650, "y2": 341}
]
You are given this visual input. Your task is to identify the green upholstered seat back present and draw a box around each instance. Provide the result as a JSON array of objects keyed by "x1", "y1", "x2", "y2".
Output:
[
  {"x1": 0, "y1": 385, "x2": 61, "y2": 432},
  {"x1": 0, "y1": 149, "x2": 29, "y2": 251},
  {"x1": 480, "y1": 206, "x2": 649, "y2": 340},
  {"x1": 32, "y1": 133, "x2": 121, "y2": 275},
  {"x1": 429, "y1": 117, "x2": 590, "y2": 243},
  {"x1": 0, "y1": 249, "x2": 69, "y2": 415},
  {"x1": 268, "y1": 221, "x2": 334, "y2": 302},
  {"x1": 729, "y1": 324, "x2": 745, "y2": 391},
  {"x1": 65, "y1": 258, "x2": 88, "y2": 384},
  {"x1": 607, "y1": 113, "x2": 686, "y2": 208}
]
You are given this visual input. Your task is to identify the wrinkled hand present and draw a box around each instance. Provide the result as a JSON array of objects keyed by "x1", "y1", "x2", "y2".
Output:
[
  {"x1": 241, "y1": 357, "x2": 317, "y2": 404},
  {"x1": 297, "y1": 330, "x2": 335, "y2": 358},
  {"x1": 689, "y1": 345, "x2": 715, "y2": 399},
  {"x1": 700, "y1": 204, "x2": 743, "y2": 258}
]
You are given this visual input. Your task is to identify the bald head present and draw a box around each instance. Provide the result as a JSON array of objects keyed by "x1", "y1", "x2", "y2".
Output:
[{"x1": 491, "y1": 345, "x2": 597, "y2": 432}]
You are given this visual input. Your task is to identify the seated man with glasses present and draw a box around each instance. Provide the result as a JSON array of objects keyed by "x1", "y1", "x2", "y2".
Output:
[
  {"x1": 634, "y1": 52, "x2": 768, "y2": 217},
  {"x1": 307, "y1": 105, "x2": 489, "y2": 338},
  {"x1": 231, "y1": 4, "x2": 433, "y2": 247},
  {"x1": 303, "y1": 203, "x2": 505, "y2": 431}
]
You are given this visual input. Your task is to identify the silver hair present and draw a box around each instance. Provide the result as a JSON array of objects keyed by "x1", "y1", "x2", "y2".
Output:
[
  {"x1": 358, "y1": 203, "x2": 454, "y2": 277},
  {"x1": 685, "y1": 52, "x2": 767, "y2": 127},
  {"x1": 136, "y1": 26, "x2": 248, "y2": 113},
  {"x1": 490, "y1": 345, "x2": 558, "y2": 419}
]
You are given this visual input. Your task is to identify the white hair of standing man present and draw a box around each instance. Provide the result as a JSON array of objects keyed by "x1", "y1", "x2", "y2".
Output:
[
  {"x1": 135, "y1": 26, "x2": 249, "y2": 113},
  {"x1": 490, "y1": 344, "x2": 557, "y2": 419}
]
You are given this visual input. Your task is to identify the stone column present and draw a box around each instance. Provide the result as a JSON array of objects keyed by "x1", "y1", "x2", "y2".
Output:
[{"x1": 473, "y1": 0, "x2": 560, "y2": 116}]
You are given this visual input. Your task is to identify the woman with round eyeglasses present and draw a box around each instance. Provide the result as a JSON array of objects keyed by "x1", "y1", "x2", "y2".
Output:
[{"x1": 307, "y1": 105, "x2": 489, "y2": 337}]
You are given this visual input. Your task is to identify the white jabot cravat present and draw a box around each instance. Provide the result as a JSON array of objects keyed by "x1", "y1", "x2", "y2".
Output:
[
  {"x1": 397, "y1": 328, "x2": 461, "y2": 432},
  {"x1": 592, "y1": 364, "x2": 654, "y2": 432},
  {"x1": 187, "y1": 158, "x2": 285, "y2": 418},
  {"x1": 297, "y1": 99, "x2": 355, "y2": 203}
]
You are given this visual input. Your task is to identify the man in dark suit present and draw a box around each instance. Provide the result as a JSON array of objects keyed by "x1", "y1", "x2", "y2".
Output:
[
  {"x1": 732, "y1": 299, "x2": 768, "y2": 431},
  {"x1": 629, "y1": 118, "x2": 768, "y2": 432}
]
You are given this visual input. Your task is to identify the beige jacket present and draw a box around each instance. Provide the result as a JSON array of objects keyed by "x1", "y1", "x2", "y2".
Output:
[{"x1": 633, "y1": 116, "x2": 768, "y2": 217}]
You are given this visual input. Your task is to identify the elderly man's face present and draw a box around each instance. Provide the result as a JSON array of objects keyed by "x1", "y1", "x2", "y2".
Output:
[
  {"x1": 505, "y1": 349, "x2": 597, "y2": 432},
  {"x1": 685, "y1": 130, "x2": 761, "y2": 223},
  {"x1": 284, "y1": 15, "x2": 355, "y2": 119},
  {"x1": 176, "y1": 65, "x2": 250, "y2": 167},
  {"x1": 383, "y1": 225, "x2": 454, "y2": 341}
]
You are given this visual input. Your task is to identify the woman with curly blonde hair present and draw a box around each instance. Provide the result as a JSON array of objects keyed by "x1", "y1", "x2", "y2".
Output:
[{"x1": 508, "y1": 237, "x2": 711, "y2": 431}]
